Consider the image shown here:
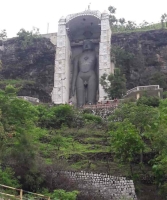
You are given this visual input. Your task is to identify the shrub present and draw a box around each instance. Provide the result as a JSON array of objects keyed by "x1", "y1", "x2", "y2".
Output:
[
  {"x1": 37, "y1": 104, "x2": 75, "y2": 129},
  {"x1": 163, "y1": 91, "x2": 167, "y2": 99},
  {"x1": 83, "y1": 113, "x2": 102, "y2": 124},
  {"x1": 0, "y1": 167, "x2": 20, "y2": 188},
  {"x1": 137, "y1": 96, "x2": 160, "y2": 107},
  {"x1": 51, "y1": 189, "x2": 78, "y2": 200}
]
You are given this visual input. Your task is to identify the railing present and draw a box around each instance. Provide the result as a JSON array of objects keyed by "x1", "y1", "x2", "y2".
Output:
[
  {"x1": 18, "y1": 96, "x2": 40, "y2": 103},
  {"x1": 126, "y1": 87, "x2": 138, "y2": 95},
  {"x1": 0, "y1": 184, "x2": 50, "y2": 200},
  {"x1": 137, "y1": 85, "x2": 159, "y2": 90},
  {"x1": 125, "y1": 85, "x2": 160, "y2": 96},
  {"x1": 17, "y1": 96, "x2": 52, "y2": 104}
]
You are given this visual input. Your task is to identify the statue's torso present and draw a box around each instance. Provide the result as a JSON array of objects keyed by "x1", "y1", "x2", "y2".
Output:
[{"x1": 78, "y1": 51, "x2": 96, "y2": 73}]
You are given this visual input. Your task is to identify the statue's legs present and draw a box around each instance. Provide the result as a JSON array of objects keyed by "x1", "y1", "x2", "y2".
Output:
[
  {"x1": 87, "y1": 73, "x2": 97, "y2": 104},
  {"x1": 76, "y1": 76, "x2": 85, "y2": 107}
]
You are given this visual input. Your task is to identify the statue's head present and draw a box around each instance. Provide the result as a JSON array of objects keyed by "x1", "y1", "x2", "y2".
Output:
[{"x1": 83, "y1": 40, "x2": 94, "y2": 51}]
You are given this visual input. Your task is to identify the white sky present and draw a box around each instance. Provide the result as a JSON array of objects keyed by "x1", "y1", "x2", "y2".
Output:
[{"x1": 1, "y1": 0, "x2": 167, "y2": 38}]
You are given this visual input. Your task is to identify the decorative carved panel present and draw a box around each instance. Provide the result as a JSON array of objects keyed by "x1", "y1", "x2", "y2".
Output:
[
  {"x1": 55, "y1": 60, "x2": 65, "y2": 73},
  {"x1": 58, "y1": 25, "x2": 66, "y2": 36},
  {"x1": 101, "y1": 20, "x2": 110, "y2": 31},
  {"x1": 66, "y1": 10, "x2": 101, "y2": 23},
  {"x1": 56, "y1": 47, "x2": 66, "y2": 60},
  {"x1": 99, "y1": 54, "x2": 110, "y2": 63},
  {"x1": 54, "y1": 80, "x2": 62, "y2": 87},
  {"x1": 99, "y1": 43, "x2": 110, "y2": 55},
  {"x1": 100, "y1": 30, "x2": 110, "y2": 42},
  {"x1": 57, "y1": 36, "x2": 66, "y2": 47}
]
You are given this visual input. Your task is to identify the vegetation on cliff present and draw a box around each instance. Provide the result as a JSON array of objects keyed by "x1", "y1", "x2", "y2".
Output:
[
  {"x1": 0, "y1": 85, "x2": 167, "y2": 199},
  {"x1": 0, "y1": 30, "x2": 7, "y2": 40},
  {"x1": 108, "y1": 6, "x2": 167, "y2": 33},
  {"x1": 100, "y1": 68, "x2": 126, "y2": 99},
  {"x1": 0, "y1": 29, "x2": 55, "y2": 102}
]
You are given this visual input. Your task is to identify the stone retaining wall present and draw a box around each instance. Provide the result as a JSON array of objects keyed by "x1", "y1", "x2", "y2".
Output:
[{"x1": 61, "y1": 171, "x2": 137, "y2": 200}]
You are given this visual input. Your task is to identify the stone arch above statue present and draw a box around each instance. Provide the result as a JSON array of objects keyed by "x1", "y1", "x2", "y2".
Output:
[
  {"x1": 66, "y1": 10, "x2": 101, "y2": 23},
  {"x1": 66, "y1": 11, "x2": 101, "y2": 43}
]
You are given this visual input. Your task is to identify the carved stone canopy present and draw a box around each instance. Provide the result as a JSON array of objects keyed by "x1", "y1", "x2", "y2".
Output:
[
  {"x1": 66, "y1": 10, "x2": 101, "y2": 43},
  {"x1": 66, "y1": 10, "x2": 101, "y2": 23}
]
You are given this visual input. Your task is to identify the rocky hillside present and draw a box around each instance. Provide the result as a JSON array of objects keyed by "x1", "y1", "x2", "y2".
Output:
[
  {"x1": 112, "y1": 30, "x2": 167, "y2": 89},
  {"x1": 0, "y1": 36, "x2": 55, "y2": 102},
  {"x1": 0, "y1": 29, "x2": 167, "y2": 101}
]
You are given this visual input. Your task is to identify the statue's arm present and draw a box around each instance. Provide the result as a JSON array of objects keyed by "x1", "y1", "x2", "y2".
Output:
[{"x1": 71, "y1": 57, "x2": 79, "y2": 96}]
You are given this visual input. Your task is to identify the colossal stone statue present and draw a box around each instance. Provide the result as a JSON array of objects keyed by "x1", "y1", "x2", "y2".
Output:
[
  {"x1": 52, "y1": 10, "x2": 112, "y2": 105},
  {"x1": 71, "y1": 40, "x2": 98, "y2": 107}
]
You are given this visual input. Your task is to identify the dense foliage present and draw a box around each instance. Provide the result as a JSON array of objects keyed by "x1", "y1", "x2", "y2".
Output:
[
  {"x1": 108, "y1": 96, "x2": 167, "y2": 196},
  {"x1": 0, "y1": 86, "x2": 79, "y2": 199},
  {"x1": 100, "y1": 68, "x2": 126, "y2": 99},
  {"x1": 17, "y1": 28, "x2": 41, "y2": 49},
  {"x1": 1, "y1": 86, "x2": 167, "y2": 199}
]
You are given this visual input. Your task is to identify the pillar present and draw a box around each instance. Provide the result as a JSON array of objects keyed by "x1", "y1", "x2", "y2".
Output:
[
  {"x1": 99, "y1": 11, "x2": 113, "y2": 101},
  {"x1": 136, "y1": 93, "x2": 140, "y2": 100},
  {"x1": 52, "y1": 17, "x2": 71, "y2": 104}
]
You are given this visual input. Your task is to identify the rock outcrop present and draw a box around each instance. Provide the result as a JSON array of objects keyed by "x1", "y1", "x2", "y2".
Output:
[
  {"x1": 0, "y1": 29, "x2": 167, "y2": 102},
  {"x1": 112, "y1": 30, "x2": 167, "y2": 89},
  {"x1": 0, "y1": 37, "x2": 55, "y2": 102}
]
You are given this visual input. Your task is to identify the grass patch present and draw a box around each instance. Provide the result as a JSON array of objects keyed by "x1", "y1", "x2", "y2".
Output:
[
  {"x1": 113, "y1": 23, "x2": 167, "y2": 34},
  {"x1": 0, "y1": 79, "x2": 35, "y2": 86},
  {"x1": 83, "y1": 137, "x2": 107, "y2": 144},
  {"x1": 37, "y1": 128, "x2": 110, "y2": 171}
]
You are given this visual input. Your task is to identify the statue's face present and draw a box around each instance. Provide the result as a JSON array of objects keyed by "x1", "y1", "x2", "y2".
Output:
[{"x1": 83, "y1": 41, "x2": 94, "y2": 51}]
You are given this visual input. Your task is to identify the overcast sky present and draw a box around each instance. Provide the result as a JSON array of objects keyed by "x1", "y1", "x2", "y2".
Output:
[{"x1": 1, "y1": 0, "x2": 167, "y2": 38}]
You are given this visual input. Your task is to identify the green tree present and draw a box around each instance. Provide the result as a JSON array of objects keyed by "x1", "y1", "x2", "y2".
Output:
[
  {"x1": 108, "y1": 98, "x2": 167, "y2": 193},
  {"x1": 0, "y1": 86, "x2": 44, "y2": 191},
  {"x1": 148, "y1": 99, "x2": 167, "y2": 190},
  {"x1": 161, "y1": 13, "x2": 167, "y2": 28},
  {"x1": 137, "y1": 96, "x2": 160, "y2": 107},
  {"x1": 109, "y1": 102, "x2": 158, "y2": 164},
  {"x1": 37, "y1": 104, "x2": 74, "y2": 129},
  {"x1": 150, "y1": 72, "x2": 167, "y2": 91},
  {"x1": 110, "y1": 120, "x2": 144, "y2": 174},
  {"x1": 0, "y1": 29, "x2": 7, "y2": 40},
  {"x1": 109, "y1": 15, "x2": 118, "y2": 25},
  {"x1": 108, "y1": 6, "x2": 118, "y2": 27},
  {"x1": 100, "y1": 68, "x2": 126, "y2": 99},
  {"x1": 111, "y1": 46, "x2": 134, "y2": 80},
  {"x1": 126, "y1": 21, "x2": 137, "y2": 30},
  {"x1": 119, "y1": 18, "x2": 126, "y2": 26},
  {"x1": 17, "y1": 27, "x2": 40, "y2": 49},
  {"x1": 50, "y1": 132, "x2": 66, "y2": 151},
  {"x1": 108, "y1": 6, "x2": 116, "y2": 14}
]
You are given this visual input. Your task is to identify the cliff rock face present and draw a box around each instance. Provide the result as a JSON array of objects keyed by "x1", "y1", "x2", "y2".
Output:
[
  {"x1": 112, "y1": 30, "x2": 167, "y2": 90},
  {"x1": 0, "y1": 37, "x2": 55, "y2": 102},
  {"x1": 0, "y1": 30, "x2": 167, "y2": 102}
]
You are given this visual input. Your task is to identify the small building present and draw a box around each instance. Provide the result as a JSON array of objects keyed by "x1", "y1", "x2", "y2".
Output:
[{"x1": 124, "y1": 85, "x2": 163, "y2": 100}]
